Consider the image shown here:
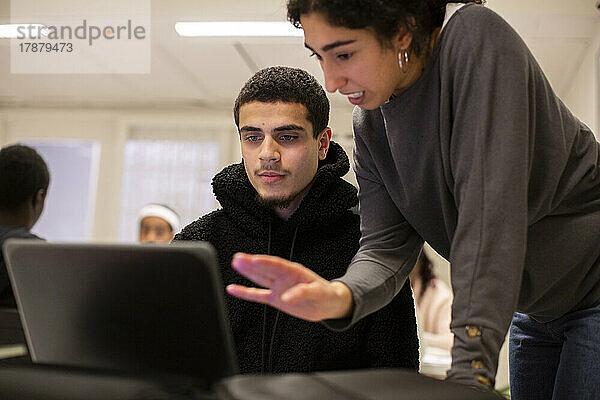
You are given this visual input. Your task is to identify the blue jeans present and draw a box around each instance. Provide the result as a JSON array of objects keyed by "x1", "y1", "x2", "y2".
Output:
[{"x1": 509, "y1": 300, "x2": 600, "y2": 400}]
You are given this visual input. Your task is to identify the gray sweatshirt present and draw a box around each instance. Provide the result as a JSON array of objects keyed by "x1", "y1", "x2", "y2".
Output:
[{"x1": 335, "y1": 4, "x2": 600, "y2": 388}]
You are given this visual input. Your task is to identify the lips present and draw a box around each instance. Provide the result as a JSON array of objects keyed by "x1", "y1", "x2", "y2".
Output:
[
  {"x1": 343, "y1": 90, "x2": 365, "y2": 106},
  {"x1": 258, "y1": 171, "x2": 284, "y2": 183}
]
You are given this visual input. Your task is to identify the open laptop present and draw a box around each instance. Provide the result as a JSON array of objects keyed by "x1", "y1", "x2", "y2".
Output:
[{"x1": 2, "y1": 240, "x2": 238, "y2": 387}]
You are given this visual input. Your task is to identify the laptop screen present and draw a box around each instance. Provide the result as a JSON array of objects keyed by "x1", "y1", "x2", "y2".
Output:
[{"x1": 3, "y1": 240, "x2": 238, "y2": 385}]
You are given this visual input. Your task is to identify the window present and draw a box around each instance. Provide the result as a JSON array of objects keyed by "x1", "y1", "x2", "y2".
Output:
[
  {"x1": 119, "y1": 138, "x2": 219, "y2": 242},
  {"x1": 23, "y1": 139, "x2": 100, "y2": 241}
]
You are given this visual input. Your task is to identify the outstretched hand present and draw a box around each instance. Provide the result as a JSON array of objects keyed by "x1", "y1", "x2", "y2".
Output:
[{"x1": 226, "y1": 253, "x2": 354, "y2": 322}]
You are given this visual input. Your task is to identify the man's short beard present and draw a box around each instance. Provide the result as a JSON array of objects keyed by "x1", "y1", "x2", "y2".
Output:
[{"x1": 256, "y1": 193, "x2": 296, "y2": 209}]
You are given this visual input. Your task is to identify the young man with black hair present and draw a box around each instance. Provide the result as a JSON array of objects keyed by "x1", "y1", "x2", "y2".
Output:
[
  {"x1": 174, "y1": 66, "x2": 419, "y2": 374},
  {"x1": 0, "y1": 144, "x2": 49, "y2": 344}
]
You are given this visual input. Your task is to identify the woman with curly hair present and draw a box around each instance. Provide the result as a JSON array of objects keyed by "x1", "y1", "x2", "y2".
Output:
[{"x1": 228, "y1": 1, "x2": 600, "y2": 397}]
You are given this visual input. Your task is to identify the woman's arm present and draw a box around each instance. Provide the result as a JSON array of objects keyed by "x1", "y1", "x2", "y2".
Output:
[
  {"x1": 441, "y1": 5, "x2": 543, "y2": 389},
  {"x1": 332, "y1": 127, "x2": 423, "y2": 328}
]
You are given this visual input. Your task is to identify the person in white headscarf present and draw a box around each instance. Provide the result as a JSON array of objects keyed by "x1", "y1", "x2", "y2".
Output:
[{"x1": 138, "y1": 203, "x2": 180, "y2": 243}]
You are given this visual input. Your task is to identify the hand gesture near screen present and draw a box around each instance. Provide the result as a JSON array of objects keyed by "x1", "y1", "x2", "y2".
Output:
[{"x1": 227, "y1": 253, "x2": 353, "y2": 322}]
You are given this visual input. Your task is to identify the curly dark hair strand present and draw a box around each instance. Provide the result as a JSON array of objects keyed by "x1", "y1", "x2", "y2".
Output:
[{"x1": 287, "y1": 0, "x2": 485, "y2": 57}]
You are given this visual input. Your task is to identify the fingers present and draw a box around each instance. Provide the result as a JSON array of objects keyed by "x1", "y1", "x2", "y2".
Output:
[
  {"x1": 231, "y1": 254, "x2": 280, "y2": 288},
  {"x1": 232, "y1": 253, "x2": 300, "y2": 272},
  {"x1": 226, "y1": 284, "x2": 272, "y2": 304},
  {"x1": 231, "y1": 253, "x2": 314, "y2": 288},
  {"x1": 227, "y1": 282, "x2": 328, "y2": 322},
  {"x1": 228, "y1": 253, "x2": 340, "y2": 322}
]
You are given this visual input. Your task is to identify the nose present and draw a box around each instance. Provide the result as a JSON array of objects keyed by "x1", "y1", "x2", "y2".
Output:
[
  {"x1": 322, "y1": 62, "x2": 346, "y2": 93},
  {"x1": 258, "y1": 136, "x2": 280, "y2": 163},
  {"x1": 140, "y1": 230, "x2": 157, "y2": 243}
]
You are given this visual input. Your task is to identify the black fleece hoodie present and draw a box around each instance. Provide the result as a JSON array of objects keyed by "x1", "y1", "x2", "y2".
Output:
[{"x1": 174, "y1": 142, "x2": 419, "y2": 374}]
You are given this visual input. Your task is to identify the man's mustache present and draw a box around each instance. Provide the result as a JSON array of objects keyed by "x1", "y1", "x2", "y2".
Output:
[{"x1": 255, "y1": 164, "x2": 289, "y2": 174}]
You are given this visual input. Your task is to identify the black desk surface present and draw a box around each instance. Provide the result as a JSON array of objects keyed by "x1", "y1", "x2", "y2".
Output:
[{"x1": 216, "y1": 368, "x2": 502, "y2": 400}]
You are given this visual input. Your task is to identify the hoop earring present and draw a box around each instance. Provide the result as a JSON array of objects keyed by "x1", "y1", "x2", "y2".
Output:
[{"x1": 398, "y1": 50, "x2": 409, "y2": 73}]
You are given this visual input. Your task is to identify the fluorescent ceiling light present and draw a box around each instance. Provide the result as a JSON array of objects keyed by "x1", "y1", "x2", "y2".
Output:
[
  {"x1": 0, "y1": 24, "x2": 47, "y2": 39},
  {"x1": 175, "y1": 22, "x2": 303, "y2": 37}
]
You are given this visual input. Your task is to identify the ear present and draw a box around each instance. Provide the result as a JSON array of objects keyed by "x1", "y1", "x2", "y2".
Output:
[
  {"x1": 33, "y1": 188, "x2": 46, "y2": 209},
  {"x1": 317, "y1": 128, "x2": 332, "y2": 160},
  {"x1": 394, "y1": 18, "x2": 415, "y2": 52},
  {"x1": 30, "y1": 188, "x2": 47, "y2": 228}
]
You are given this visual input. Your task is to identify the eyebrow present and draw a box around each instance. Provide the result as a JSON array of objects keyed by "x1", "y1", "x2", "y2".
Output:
[
  {"x1": 239, "y1": 126, "x2": 261, "y2": 133},
  {"x1": 274, "y1": 124, "x2": 305, "y2": 132},
  {"x1": 239, "y1": 124, "x2": 305, "y2": 133},
  {"x1": 305, "y1": 40, "x2": 356, "y2": 53}
]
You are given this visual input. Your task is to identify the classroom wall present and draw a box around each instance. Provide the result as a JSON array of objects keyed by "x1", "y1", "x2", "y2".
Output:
[{"x1": 563, "y1": 22, "x2": 600, "y2": 137}]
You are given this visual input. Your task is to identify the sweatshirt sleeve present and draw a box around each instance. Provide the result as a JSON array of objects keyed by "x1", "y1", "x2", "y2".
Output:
[
  {"x1": 330, "y1": 119, "x2": 423, "y2": 329},
  {"x1": 442, "y1": 7, "x2": 534, "y2": 388}
]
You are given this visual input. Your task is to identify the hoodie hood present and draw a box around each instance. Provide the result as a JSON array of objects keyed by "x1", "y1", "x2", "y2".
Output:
[{"x1": 211, "y1": 141, "x2": 357, "y2": 233}]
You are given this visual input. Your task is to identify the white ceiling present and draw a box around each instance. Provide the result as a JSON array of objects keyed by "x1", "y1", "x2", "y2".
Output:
[{"x1": 1, "y1": 0, "x2": 599, "y2": 110}]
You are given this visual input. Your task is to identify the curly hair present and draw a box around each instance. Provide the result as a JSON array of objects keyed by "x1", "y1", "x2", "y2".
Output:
[
  {"x1": 287, "y1": 0, "x2": 485, "y2": 57},
  {"x1": 0, "y1": 144, "x2": 49, "y2": 210},
  {"x1": 233, "y1": 66, "x2": 329, "y2": 138}
]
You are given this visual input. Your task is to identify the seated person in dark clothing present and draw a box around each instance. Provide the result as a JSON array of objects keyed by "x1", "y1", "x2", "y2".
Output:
[
  {"x1": 0, "y1": 144, "x2": 49, "y2": 344},
  {"x1": 174, "y1": 66, "x2": 419, "y2": 374}
]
